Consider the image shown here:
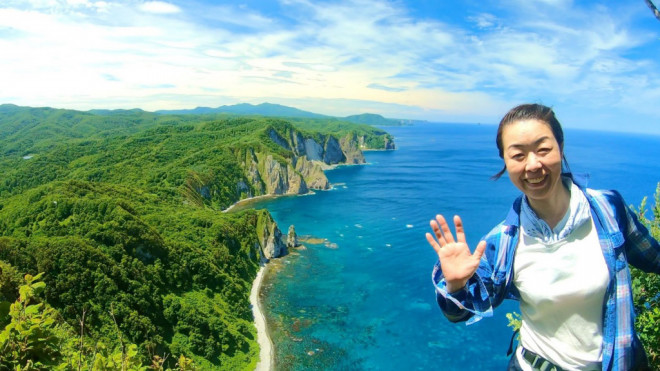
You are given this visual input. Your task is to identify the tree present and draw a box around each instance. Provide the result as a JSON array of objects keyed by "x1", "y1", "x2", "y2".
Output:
[
  {"x1": 0, "y1": 272, "x2": 197, "y2": 370},
  {"x1": 0, "y1": 273, "x2": 66, "y2": 369}
]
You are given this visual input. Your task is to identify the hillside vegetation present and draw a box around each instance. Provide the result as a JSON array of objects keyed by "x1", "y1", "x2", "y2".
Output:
[
  {"x1": 0, "y1": 104, "x2": 394, "y2": 369},
  {"x1": 632, "y1": 185, "x2": 660, "y2": 368},
  {"x1": 155, "y1": 102, "x2": 419, "y2": 126}
]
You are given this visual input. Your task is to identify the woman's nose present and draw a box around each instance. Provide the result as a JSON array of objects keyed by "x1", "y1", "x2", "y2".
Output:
[{"x1": 525, "y1": 153, "x2": 542, "y2": 171}]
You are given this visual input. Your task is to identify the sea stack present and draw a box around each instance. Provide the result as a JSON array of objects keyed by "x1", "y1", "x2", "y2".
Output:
[{"x1": 287, "y1": 225, "x2": 298, "y2": 248}]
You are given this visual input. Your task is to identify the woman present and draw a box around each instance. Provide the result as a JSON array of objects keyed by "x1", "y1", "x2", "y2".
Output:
[{"x1": 426, "y1": 104, "x2": 660, "y2": 370}]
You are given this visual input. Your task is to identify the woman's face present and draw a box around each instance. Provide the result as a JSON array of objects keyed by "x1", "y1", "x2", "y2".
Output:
[{"x1": 501, "y1": 119, "x2": 563, "y2": 204}]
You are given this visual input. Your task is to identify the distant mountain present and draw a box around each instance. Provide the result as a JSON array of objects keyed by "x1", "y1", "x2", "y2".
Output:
[
  {"x1": 156, "y1": 102, "x2": 329, "y2": 119},
  {"x1": 156, "y1": 102, "x2": 421, "y2": 126},
  {"x1": 343, "y1": 113, "x2": 418, "y2": 126},
  {"x1": 88, "y1": 108, "x2": 146, "y2": 115}
]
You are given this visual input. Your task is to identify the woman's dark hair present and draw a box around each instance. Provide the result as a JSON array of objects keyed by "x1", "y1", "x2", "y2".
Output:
[{"x1": 492, "y1": 103, "x2": 569, "y2": 180}]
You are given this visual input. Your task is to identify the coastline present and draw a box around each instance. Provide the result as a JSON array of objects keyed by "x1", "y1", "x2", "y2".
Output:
[
  {"x1": 237, "y1": 157, "x2": 386, "y2": 369},
  {"x1": 251, "y1": 264, "x2": 274, "y2": 371},
  {"x1": 223, "y1": 151, "x2": 396, "y2": 214},
  {"x1": 223, "y1": 194, "x2": 278, "y2": 213}
]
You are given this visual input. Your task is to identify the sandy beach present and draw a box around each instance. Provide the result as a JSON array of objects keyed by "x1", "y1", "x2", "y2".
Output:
[
  {"x1": 223, "y1": 194, "x2": 277, "y2": 213},
  {"x1": 250, "y1": 265, "x2": 273, "y2": 371}
]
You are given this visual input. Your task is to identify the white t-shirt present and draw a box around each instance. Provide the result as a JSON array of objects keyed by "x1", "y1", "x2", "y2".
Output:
[{"x1": 514, "y1": 217, "x2": 609, "y2": 370}]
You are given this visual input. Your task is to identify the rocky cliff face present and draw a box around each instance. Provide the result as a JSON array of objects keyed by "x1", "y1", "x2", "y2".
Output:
[
  {"x1": 383, "y1": 136, "x2": 396, "y2": 150},
  {"x1": 257, "y1": 211, "x2": 287, "y2": 259},
  {"x1": 287, "y1": 225, "x2": 298, "y2": 249},
  {"x1": 357, "y1": 134, "x2": 396, "y2": 150},
  {"x1": 241, "y1": 125, "x2": 385, "y2": 259},
  {"x1": 340, "y1": 133, "x2": 366, "y2": 164},
  {"x1": 293, "y1": 155, "x2": 329, "y2": 190},
  {"x1": 238, "y1": 127, "x2": 369, "y2": 199}
]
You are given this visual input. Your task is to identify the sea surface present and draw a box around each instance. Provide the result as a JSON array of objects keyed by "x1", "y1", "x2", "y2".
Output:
[{"x1": 252, "y1": 123, "x2": 660, "y2": 370}]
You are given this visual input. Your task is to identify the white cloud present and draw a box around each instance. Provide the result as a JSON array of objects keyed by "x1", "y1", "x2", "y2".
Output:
[
  {"x1": 139, "y1": 1, "x2": 180, "y2": 14},
  {"x1": 0, "y1": 0, "x2": 657, "y2": 132},
  {"x1": 468, "y1": 13, "x2": 498, "y2": 29},
  {"x1": 193, "y1": 5, "x2": 274, "y2": 30}
]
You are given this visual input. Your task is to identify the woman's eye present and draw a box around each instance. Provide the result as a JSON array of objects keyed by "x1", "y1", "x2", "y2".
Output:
[
  {"x1": 511, "y1": 153, "x2": 524, "y2": 160},
  {"x1": 538, "y1": 148, "x2": 551, "y2": 154}
]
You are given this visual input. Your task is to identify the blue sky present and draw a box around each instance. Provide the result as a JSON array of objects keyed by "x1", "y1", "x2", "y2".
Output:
[{"x1": 1, "y1": 0, "x2": 659, "y2": 133}]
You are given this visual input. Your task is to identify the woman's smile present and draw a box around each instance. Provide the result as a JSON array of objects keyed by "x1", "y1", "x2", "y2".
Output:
[{"x1": 526, "y1": 175, "x2": 546, "y2": 185}]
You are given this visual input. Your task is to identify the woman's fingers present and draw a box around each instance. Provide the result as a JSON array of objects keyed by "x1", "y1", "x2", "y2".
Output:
[
  {"x1": 428, "y1": 215, "x2": 484, "y2": 258},
  {"x1": 473, "y1": 240, "x2": 487, "y2": 261},
  {"x1": 425, "y1": 232, "x2": 441, "y2": 253},
  {"x1": 435, "y1": 214, "x2": 456, "y2": 244},
  {"x1": 453, "y1": 215, "x2": 466, "y2": 243},
  {"x1": 429, "y1": 218, "x2": 447, "y2": 246}
]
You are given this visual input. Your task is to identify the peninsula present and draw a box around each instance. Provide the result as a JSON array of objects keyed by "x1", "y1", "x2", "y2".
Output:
[{"x1": 0, "y1": 104, "x2": 395, "y2": 368}]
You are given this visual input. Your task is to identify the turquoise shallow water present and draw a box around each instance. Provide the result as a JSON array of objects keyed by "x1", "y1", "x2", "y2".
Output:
[{"x1": 253, "y1": 123, "x2": 660, "y2": 370}]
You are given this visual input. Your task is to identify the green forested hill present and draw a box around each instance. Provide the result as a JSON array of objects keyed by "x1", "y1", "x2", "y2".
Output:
[
  {"x1": 0, "y1": 105, "x2": 394, "y2": 202},
  {"x1": 0, "y1": 105, "x2": 393, "y2": 369}
]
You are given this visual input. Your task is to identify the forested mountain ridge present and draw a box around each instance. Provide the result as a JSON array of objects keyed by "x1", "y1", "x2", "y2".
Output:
[
  {"x1": 0, "y1": 105, "x2": 395, "y2": 204},
  {"x1": 155, "y1": 102, "x2": 421, "y2": 126},
  {"x1": 156, "y1": 102, "x2": 327, "y2": 119},
  {"x1": 0, "y1": 105, "x2": 394, "y2": 368}
]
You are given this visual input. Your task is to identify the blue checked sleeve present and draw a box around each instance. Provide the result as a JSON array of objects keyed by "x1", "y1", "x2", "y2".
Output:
[{"x1": 431, "y1": 257, "x2": 495, "y2": 325}]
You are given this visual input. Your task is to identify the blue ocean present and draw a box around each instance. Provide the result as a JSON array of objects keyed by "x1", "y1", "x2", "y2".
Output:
[{"x1": 253, "y1": 123, "x2": 660, "y2": 370}]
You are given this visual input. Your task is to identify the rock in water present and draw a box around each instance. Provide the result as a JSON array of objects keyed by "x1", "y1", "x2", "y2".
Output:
[
  {"x1": 259, "y1": 212, "x2": 288, "y2": 259},
  {"x1": 287, "y1": 225, "x2": 298, "y2": 248}
]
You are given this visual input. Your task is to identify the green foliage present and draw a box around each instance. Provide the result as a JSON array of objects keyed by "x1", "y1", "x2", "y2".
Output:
[
  {"x1": 0, "y1": 105, "x2": 392, "y2": 367},
  {"x1": 286, "y1": 116, "x2": 395, "y2": 149},
  {"x1": 163, "y1": 291, "x2": 257, "y2": 369},
  {"x1": 0, "y1": 273, "x2": 66, "y2": 369},
  {"x1": 0, "y1": 106, "x2": 391, "y2": 368},
  {"x1": 632, "y1": 182, "x2": 660, "y2": 368},
  {"x1": 0, "y1": 273, "x2": 198, "y2": 370},
  {"x1": 0, "y1": 108, "x2": 390, "y2": 207},
  {"x1": 0, "y1": 182, "x2": 263, "y2": 367},
  {"x1": 505, "y1": 311, "x2": 521, "y2": 352},
  {"x1": 506, "y1": 312, "x2": 521, "y2": 334}
]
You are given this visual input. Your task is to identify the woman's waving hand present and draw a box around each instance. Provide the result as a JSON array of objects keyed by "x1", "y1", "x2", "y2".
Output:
[{"x1": 426, "y1": 215, "x2": 486, "y2": 293}]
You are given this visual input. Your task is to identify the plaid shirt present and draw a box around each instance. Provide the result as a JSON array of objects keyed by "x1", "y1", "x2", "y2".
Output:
[{"x1": 432, "y1": 175, "x2": 660, "y2": 370}]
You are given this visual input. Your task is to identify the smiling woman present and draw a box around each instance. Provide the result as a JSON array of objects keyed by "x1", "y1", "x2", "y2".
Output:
[{"x1": 426, "y1": 103, "x2": 660, "y2": 370}]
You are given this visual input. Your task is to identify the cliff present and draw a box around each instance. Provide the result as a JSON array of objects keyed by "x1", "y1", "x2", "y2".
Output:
[
  {"x1": 229, "y1": 126, "x2": 373, "y2": 258},
  {"x1": 357, "y1": 133, "x2": 396, "y2": 150},
  {"x1": 236, "y1": 125, "x2": 367, "y2": 202},
  {"x1": 256, "y1": 210, "x2": 287, "y2": 260}
]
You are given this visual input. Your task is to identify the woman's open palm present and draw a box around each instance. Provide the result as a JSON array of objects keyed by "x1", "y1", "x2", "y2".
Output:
[{"x1": 426, "y1": 215, "x2": 486, "y2": 293}]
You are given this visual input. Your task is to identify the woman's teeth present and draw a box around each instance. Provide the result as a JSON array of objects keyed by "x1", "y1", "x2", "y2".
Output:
[{"x1": 527, "y1": 176, "x2": 545, "y2": 184}]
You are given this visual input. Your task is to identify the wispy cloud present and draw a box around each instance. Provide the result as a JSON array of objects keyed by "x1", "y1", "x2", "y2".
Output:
[
  {"x1": 368, "y1": 84, "x2": 407, "y2": 93},
  {"x1": 139, "y1": 1, "x2": 181, "y2": 14},
  {"x1": 0, "y1": 0, "x2": 658, "y2": 132}
]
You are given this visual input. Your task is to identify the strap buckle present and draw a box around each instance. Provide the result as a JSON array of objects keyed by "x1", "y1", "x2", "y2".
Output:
[{"x1": 522, "y1": 348, "x2": 560, "y2": 371}]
